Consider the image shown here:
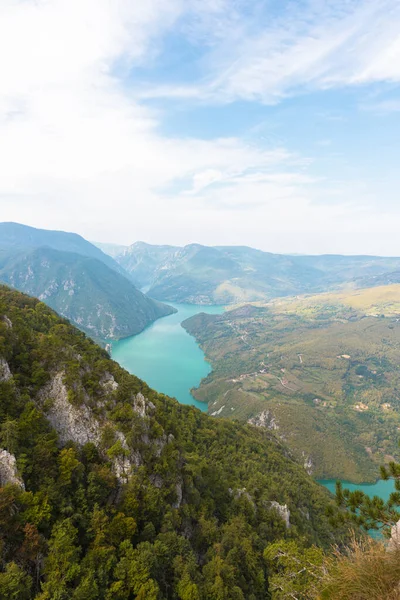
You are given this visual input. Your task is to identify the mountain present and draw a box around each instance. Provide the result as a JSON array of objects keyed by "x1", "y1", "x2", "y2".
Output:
[
  {"x1": 93, "y1": 241, "x2": 128, "y2": 258},
  {"x1": 117, "y1": 241, "x2": 180, "y2": 289},
  {"x1": 115, "y1": 242, "x2": 400, "y2": 304},
  {"x1": 182, "y1": 285, "x2": 400, "y2": 482},
  {"x1": 0, "y1": 222, "x2": 128, "y2": 278},
  {"x1": 0, "y1": 246, "x2": 175, "y2": 342},
  {"x1": 0, "y1": 286, "x2": 348, "y2": 598}
]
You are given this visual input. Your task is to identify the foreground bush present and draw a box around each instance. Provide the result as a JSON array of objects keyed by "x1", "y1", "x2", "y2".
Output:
[{"x1": 318, "y1": 538, "x2": 400, "y2": 600}]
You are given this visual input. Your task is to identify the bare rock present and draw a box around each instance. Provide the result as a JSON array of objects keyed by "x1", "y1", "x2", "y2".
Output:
[
  {"x1": 100, "y1": 372, "x2": 119, "y2": 393},
  {"x1": 39, "y1": 373, "x2": 101, "y2": 446},
  {"x1": 388, "y1": 519, "x2": 400, "y2": 550},
  {"x1": 0, "y1": 449, "x2": 25, "y2": 489},
  {"x1": 269, "y1": 501, "x2": 291, "y2": 528},
  {"x1": 133, "y1": 393, "x2": 149, "y2": 418},
  {"x1": 2, "y1": 315, "x2": 12, "y2": 329},
  {"x1": 0, "y1": 358, "x2": 12, "y2": 382},
  {"x1": 172, "y1": 481, "x2": 183, "y2": 509},
  {"x1": 303, "y1": 454, "x2": 313, "y2": 475},
  {"x1": 248, "y1": 410, "x2": 279, "y2": 430}
]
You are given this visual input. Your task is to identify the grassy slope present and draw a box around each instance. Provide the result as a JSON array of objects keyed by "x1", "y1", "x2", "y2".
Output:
[{"x1": 183, "y1": 286, "x2": 400, "y2": 483}]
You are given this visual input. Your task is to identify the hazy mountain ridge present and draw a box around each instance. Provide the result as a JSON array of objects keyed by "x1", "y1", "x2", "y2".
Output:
[
  {"x1": 0, "y1": 286, "x2": 348, "y2": 598},
  {"x1": 0, "y1": 222, "x2": 128, "y2": 277},
  {"x1": 0, "y1": 224, "x2": 175, "y2": 342},
  {"x1": 114, "y1": 241, "x2": 400, "y2": 304}
]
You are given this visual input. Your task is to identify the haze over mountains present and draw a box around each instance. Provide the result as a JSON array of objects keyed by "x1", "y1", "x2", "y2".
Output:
[
  {"x1": 0, "y1": 223, "x2": 174, "y2": 342},
  {"x1": 103, "y1": 240, "x2": 400, "y2": 305}
]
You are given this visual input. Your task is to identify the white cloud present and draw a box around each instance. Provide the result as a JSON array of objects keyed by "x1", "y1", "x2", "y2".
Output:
[
  {"x1": 0, "y1": 0, "x2": 399, "y2": 256},
  {"x1": 141, "y1": 0, "x2": 400, "y2": 103}
]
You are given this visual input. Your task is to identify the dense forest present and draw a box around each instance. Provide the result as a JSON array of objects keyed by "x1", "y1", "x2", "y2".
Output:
[{"x1": 0, "y1": 286, "x2": 352, "y2": 599}]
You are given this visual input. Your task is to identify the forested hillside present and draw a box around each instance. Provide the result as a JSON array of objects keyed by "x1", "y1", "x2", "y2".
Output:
[
  {"x1": 183, "y1": 286, "x2": 400, "y2": 482},
  {"x1": 0, "y1": 222, "x2": 125, "y2": 276},
  {"x1": 0, "y1": 224, "x2": 174, "y2": 342},
  {"x1": 0, "y1": 286, "x2": 349, "y2": 599}
]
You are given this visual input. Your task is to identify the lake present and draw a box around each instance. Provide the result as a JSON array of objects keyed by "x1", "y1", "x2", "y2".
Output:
[{"x1": 112, "y1": 303, "x2": 224, "y2": 411}]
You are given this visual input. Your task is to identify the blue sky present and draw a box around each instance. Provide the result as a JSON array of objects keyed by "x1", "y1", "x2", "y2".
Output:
[{"x1": 0, "y1": 0, "x2": 399, "y2": 254}]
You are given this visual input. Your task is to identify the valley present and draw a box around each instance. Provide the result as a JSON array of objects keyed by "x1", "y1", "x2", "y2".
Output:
[
  {"x1": 182, "y1": 286, "x2": 400, "y2": 482},
  {"x1": 0, "y1": 286, "x2": 350, "y2": 598}
]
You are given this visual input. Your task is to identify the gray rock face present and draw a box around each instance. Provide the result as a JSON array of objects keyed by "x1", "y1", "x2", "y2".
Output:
[
  {"x1": 100, "y1": 372, "x2": 119, "y2": 393},
  {"x1": 303, "y1": 454, "x2": 313, "y2": 475},
  {"x1": 269, "y1": 501, "x2": 291, "y2": 528},
  {"x1": 172, "y1": 481, "x2": 183, "y2": 509},
  {"x1": 38, "y1": 373, "x2": 145, "y2": 483},
  {"x1": 248, "y1": 410, "x2": 279, "y2": 431},
  {"x1": 2, "y1": 315, "x2": 12, "y2": 329},
  {"x1": 40, "y1": 373, "x2": 102, "y2": 446},
  {"x1": 0, "y1": 358, "x2": 11, "y2": 382},
  {"x1": 0, "y1": 449, "x2": 24, "y2": 489},
  {"x1": 388, "y1": 519, "x2": 400, "y2": 550},
  {"x1": 133, "y1": 392, "x2": 149, "y2": 418}
]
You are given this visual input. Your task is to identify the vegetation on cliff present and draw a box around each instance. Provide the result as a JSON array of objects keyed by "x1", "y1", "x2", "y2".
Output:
[{"x1": 0, "y1": 286, "x2": 349, "y2": 599}]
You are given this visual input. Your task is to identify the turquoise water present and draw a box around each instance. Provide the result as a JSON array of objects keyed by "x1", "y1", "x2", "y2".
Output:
[
  {"x1": 319, "y1": 479, "x2": 397, "y2": 537},
  {"x1": 112, "y1": 303, "x2": 224, "y2": 411},
  {"x1": 318, "y1": 478, "x2": 396, "y2": 501}
]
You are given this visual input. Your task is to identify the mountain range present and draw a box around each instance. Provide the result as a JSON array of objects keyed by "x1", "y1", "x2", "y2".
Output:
[
  {"x1": 0, "y1": 224, "x2": 174, "y2": 342},
  {"x1": 109, "y1": 241, "x2": 400, "y2": 304}
]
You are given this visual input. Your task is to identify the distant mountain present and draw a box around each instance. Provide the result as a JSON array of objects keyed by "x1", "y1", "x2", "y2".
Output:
[
  {"x1": 115, "y1": 242, "x2": 400, "y2": 304},
  {"x1": 117, "y1": 241, "x2": 180, "y2": 289},
  {"x1": 352, "y1": 270, "x2": 400, "y2": 289},
  {"x1": 93, "y1": 241, "x2": 128, "y2": 258},
  {"x1": 0, "y1": 225, "x2": 175, "y2": 341},
  {"x1": 0, "y1": 222, "x2": 128, "y2": 278}
]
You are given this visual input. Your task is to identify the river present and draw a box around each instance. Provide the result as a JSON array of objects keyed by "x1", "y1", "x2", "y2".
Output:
[
  {"x1": 112, "y1": 302, "x2": 224, "y2": 411},
  {"x1": 319, "y1": 478, "x2": 396, "y2": 502},
  {"x1": 112, "y1": 305, "x2": 396, "y2": 503}
]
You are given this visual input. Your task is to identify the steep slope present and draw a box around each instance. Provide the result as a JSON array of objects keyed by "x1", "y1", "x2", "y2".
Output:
[
  {"x1": 0, "y1": 221, "x2": 127, "y2": 277},
  {"x1": 117, "y1": 241, "x2": 180, "y2": 289},
  {"x1": 183, "y1": 285, "x2": 400, "y2": 482},
  {"x1": 115, "y1": 242, "x2": 400, "y2": 304},
  {"x1": 0, "y1": 247, "x2": 175, "y2": 341},
  {"x1": 0, "y1": 286, "x2": 349, "y2": 598}
]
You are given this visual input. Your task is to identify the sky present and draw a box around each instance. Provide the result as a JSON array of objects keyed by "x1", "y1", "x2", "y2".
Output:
[{"x1": 0, "y1": 0, "x2": 400, "y2": 255}]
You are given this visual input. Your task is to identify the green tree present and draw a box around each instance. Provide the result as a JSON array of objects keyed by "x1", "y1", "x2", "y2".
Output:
[
  {"x1": 335, "y1": 459, "x2": 400, "y2": 535},
  {"x1": 264, "y1": 540, "x2": 324, "y2": 600},
  {"x1": 0, "y1": 562, "x2": 32, "y2": 600},
  {"x1": 38, "y1": 520, "x2": 81, "y2": 600},
  {"x1": 0, "y1": 419, "x2": 18, "y2": 453}
]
